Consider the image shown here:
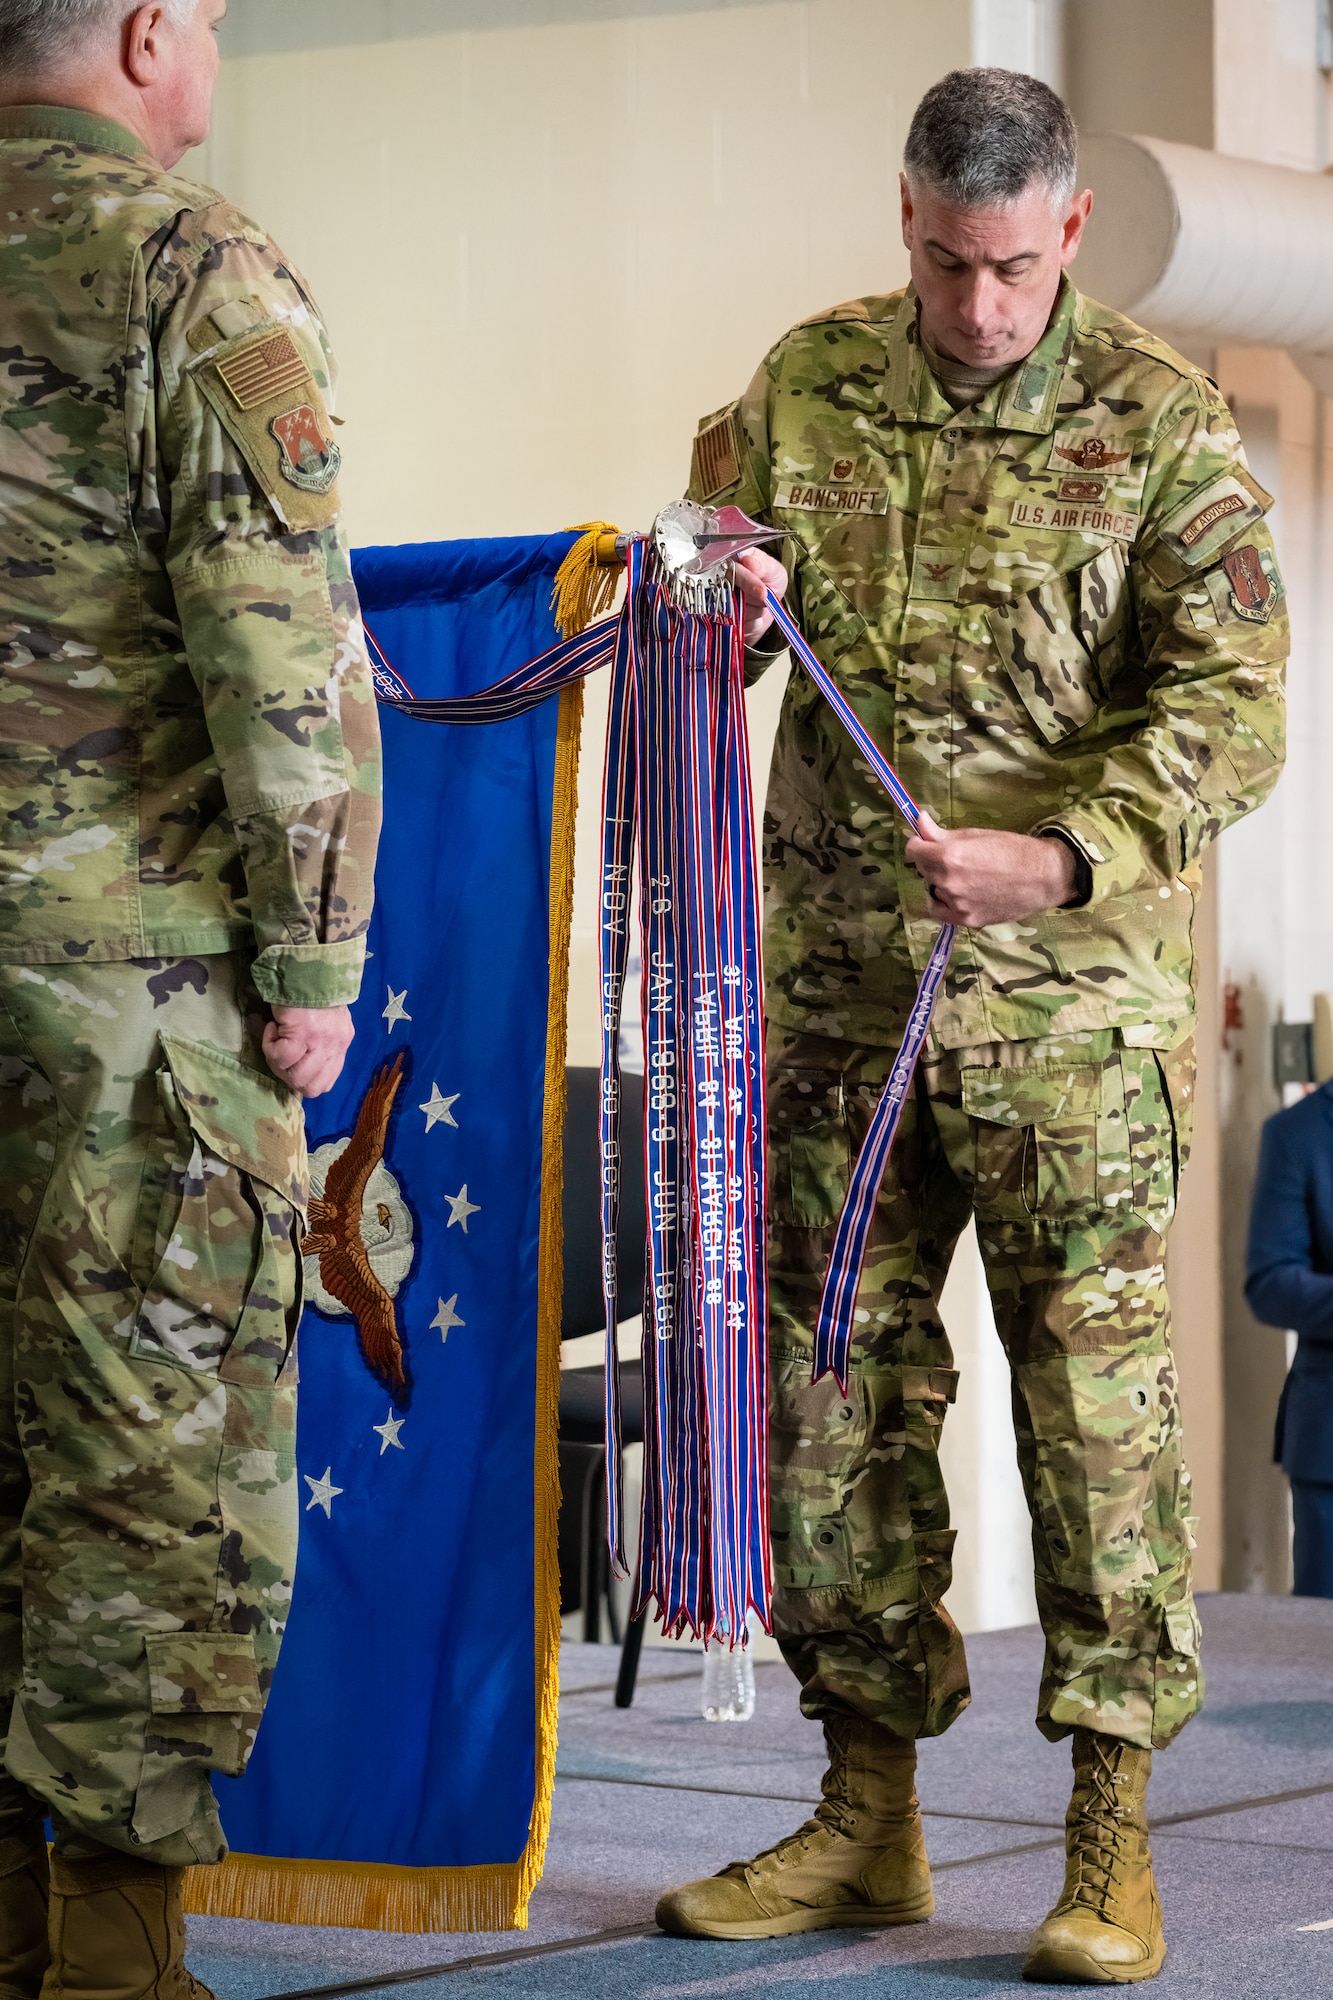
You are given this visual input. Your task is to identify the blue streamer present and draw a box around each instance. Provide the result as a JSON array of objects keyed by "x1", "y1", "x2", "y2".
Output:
[{"x1": 764, "y1": 592, "x2": 957, "y2": 1394}]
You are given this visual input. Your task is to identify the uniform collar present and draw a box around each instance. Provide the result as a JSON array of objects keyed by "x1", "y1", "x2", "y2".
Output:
[
  {"x1": 884, "y1": 275, "x2": 1080, "y2": 435},
  {"x1": 0, "y1": 104, "x2": 152, "y2": 163}
]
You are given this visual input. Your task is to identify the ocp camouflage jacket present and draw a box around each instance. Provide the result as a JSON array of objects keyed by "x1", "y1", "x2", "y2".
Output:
[
  {"x1": 689, "y1": 278, "x2": 1286, "y2": 1050},
  {"x1": 0, "y1": 106, "x2": 381, "y2": 1007}
]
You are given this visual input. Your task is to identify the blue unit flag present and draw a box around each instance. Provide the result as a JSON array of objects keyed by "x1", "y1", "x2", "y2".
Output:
[{"x1": 184, "y1": 533, "x2": 582, "y2": 1935}]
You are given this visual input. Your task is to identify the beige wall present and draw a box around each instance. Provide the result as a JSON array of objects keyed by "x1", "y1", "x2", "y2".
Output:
[
  {"x1": 197, "y1": 0, "x2": 969, "y2": 549},
  {"x1": 1063, "y1": 0, "x2": 1214, "y2": 148}
]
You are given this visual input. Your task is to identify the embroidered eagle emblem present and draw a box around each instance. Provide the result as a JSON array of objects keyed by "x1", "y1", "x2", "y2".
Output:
[
  {"x1": 302, "y1": 1054, "x2": 412, "y2": 1403},
  {"x1": 1054, "y1": 439, "x2": 1130, "y2": 471},
  {"x1": 923, "y1": 560, "x2": 954, "y2": 582}
]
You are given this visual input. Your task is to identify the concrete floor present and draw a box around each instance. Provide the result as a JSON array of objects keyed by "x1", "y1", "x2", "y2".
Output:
[{"x1": 187, "y1": 1593, "x2": 1333, "y2": 1998}]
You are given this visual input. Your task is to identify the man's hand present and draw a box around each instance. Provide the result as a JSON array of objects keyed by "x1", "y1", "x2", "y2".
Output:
[
  {"x1": 263, "y1": 1005, "x2": 355, "y2": 1099},
  {"x1": 905, "y1": 811, "x2": 1079, "y2": 928},
  {"x1": 733, "y1": 548, "x2": 789, "y2": 647}
]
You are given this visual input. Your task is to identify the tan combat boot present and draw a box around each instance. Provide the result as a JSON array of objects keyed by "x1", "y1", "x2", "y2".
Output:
[
  {"x1": 39, "y1": 1848, "x2": 217, "y2": 2000},
  {"x1": 656, "y1": 1715, "x2": 932, "y2": 1939},
  {"x1": 0, "y1": 1822, "x2": 49, "y2": 1999},
  {"x1": 1023, "y1": 1730, "x2": 1165, "y2": 1985}
]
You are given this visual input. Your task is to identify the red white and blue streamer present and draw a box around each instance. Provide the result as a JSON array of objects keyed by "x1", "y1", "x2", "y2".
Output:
[
  {"x1": 370, "y1": 550, "x2": 954, "y2": 1635},
  {"x1": 763, "y1": 593, "x2": 957, "y2": 1394},
  {"x1": 608, "y1": 541, "x2": 770, "y2": 1641}
]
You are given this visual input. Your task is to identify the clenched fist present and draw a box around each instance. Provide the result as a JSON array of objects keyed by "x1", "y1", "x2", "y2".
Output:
[{"x1": 263, "y1": 1004, "x2": 355, "y2": 1099}]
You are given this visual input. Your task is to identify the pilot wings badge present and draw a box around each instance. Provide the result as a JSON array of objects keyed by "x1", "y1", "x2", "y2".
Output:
[
  {"x1": 1053, "y1": 437, "x2": 1130, "y2": 472},
  {"x1": 303, "y1": 1054, "x2": 414, "y2": 1404}
]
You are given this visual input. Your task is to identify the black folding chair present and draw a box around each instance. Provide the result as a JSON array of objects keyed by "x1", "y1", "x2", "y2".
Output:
[{"x1": 557, "y1": 1067, "x2": 649, "y2": 1706}]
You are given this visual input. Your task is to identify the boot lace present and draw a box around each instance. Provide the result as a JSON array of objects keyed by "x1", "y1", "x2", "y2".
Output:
[
  {"x1": 1062, "y1": 1740, "x2": 1135, "y2": 1918},
  {"x1": 721, "y1": 1794, "x2": 862, "y2": 1879}
]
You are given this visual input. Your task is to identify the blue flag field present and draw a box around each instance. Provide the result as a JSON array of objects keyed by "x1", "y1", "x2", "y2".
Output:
[{"x1": 183, "y1": 533, "x2": 583, "y2": 1934}]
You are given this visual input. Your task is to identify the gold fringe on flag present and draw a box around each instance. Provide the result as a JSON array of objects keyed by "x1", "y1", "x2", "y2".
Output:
[
  {"x1": 551, "y1": 522, "x2": 624, "y2": 640},
  {"x1": 183, "y1": 685, "x2": 584, "y2": 1936},
  {"x1": 179, "y1": 1853, "x2": 531, "y2": 1935},
  {"x1": 520, "y1": 676, "x2": 583, "y2": 1914}
]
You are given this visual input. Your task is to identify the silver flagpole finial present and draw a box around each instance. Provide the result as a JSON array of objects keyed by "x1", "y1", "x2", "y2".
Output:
[{"x1": 652, "y1": 501, "x2": 785, "y2": 608}]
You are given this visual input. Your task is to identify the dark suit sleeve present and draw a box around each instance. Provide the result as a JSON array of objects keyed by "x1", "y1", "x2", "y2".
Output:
[{"x1": 1245, "y1": 1114, "x2": 1333, "y2": 1337}]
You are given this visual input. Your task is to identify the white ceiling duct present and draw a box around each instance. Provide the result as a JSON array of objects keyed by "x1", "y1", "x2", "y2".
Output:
[{"x1": 1075, "y1": 133, "x2": 1333, "y2": 354}]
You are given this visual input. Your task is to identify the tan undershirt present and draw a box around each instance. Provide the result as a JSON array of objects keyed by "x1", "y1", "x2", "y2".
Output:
[{"x1": 921, "y1": 334, "x2": 1018, "y2": 411}]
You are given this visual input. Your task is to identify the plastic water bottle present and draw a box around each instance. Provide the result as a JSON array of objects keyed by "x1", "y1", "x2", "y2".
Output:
[{"x1": 701, "y1": 1632, "x2": 755, "y2": 1722}]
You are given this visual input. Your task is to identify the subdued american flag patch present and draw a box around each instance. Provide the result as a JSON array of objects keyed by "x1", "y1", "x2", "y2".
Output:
[
  {"x1": 215, "y1": 329, "x2": 311, "y2": 412},
  {"x1": 691, "y1": 404, "x2": 743, "y2": 502}
]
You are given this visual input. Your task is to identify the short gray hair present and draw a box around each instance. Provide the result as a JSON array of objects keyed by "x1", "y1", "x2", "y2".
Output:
[
  {"x1": 0, "y1": 0, "x2": 196, "y2": 73},
  {"x1": 904, "y1": 68, "x2": 1078, "y2": 211}
]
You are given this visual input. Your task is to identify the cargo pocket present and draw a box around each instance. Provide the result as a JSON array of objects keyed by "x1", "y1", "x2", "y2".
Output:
[
  {"x1": 769, "y1": 1066, "x2": 853, "y2": 1227},
  {"x1": 902, "y1": 1365, "x2": 959, "y2": 1458},
  {"x1": 962, "y1": 1061, "x2": 1101, "y2": 1220},
  {"x1": 769, "y1": 1350, "x2": 869, "y2": 1471},
  {"x1": 1019, "y1": 1348, "x2": 1167, "y2": 1595},
  {"x1": 914, "y1": 1525, "x2": 958, "y2": 1618},
  {"x1": 133, "y1": 1631, "x2": 264, "y2": 1845},
  {"x1": 988, "y1": 545, "x2": 1128, "y2": 744},
  {"x1": 132, "y1": 1036, "x2": 308, "y2": 1386},
  {"x1": 768, "y1": 1350, "x2": 869, "y2": 1594},
  {"x1": 1122, "y1": 1035, "x2": 1195, "y2": 1231}
]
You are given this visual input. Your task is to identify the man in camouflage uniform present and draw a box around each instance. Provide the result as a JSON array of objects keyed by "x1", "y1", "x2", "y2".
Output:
[
  {"x1": 0, "y1": 2, "x2": 380, "y2": 1991},
  {"x1": 659, "y1": 69, "x2": 1285, "y2": 1984}
]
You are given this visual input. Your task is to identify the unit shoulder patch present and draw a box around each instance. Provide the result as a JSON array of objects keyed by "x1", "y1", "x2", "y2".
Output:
[
  {"x1": 270, "y1": 404, "x2": 342, "y2": 496},
  {"x1": 691, "y1": 404, "x2": 743, "y2": 503},
  {"x1": 1206, "y1": 543, "x2": 1283, "y2": 626}
]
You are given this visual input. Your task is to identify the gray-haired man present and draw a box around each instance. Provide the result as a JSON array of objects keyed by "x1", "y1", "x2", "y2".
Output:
[{"x1": 659, "y1": 68, "x2": 1286, "y2": 1984}]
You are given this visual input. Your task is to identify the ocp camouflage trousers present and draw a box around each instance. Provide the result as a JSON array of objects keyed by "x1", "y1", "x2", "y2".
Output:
[
  {"x1": 0, "y1": 954, "x2": 305, "y2": 1864},
  {"x1": 768, "y1": 1021, "x2": 1202, "y2": 1754}
]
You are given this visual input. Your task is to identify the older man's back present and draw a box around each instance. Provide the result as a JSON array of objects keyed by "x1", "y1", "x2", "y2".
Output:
[{"x1": 0, "y1": 3, "x2": 380, "y2": 1992}]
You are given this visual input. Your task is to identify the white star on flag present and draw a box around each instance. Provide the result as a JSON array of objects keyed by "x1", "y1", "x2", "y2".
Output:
[
  {"x1": 432, "y1": 1294, "x2": 465, "y2": 1340},
  {"x1": 373, "y1": 1411, "x2": 405, "y2": 1455},
  {"x1": 304, "y1": 1467, "x2": 343, "y2": 1517},
  {"x1": 383, "y1": 987, "x2": 411, "y2": 1031},
  {"x1": 446, "y1": 1186, "x2": 480, "y2": 1232},
  {"x1": 420, "y1": 1084, "x2": 460, "y2": 1132}
]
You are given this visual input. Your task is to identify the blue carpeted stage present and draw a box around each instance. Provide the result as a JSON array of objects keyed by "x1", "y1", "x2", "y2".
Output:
[{"x1": 188, "y1": 1593, "x2": 1333, "y2": 1998}]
